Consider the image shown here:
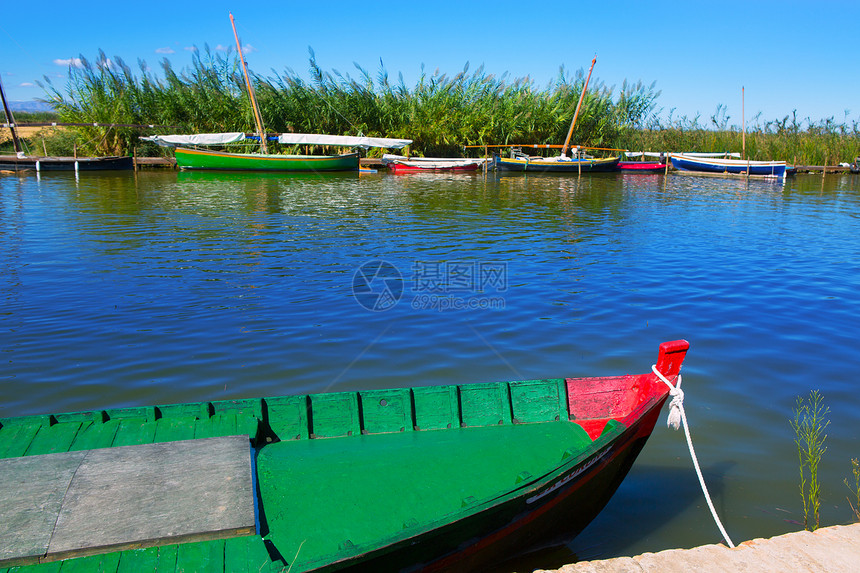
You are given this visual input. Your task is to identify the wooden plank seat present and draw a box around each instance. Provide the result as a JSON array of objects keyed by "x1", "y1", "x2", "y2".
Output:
[{"x1": 0, "y1": 435, "x2": 255, "y2": 567}]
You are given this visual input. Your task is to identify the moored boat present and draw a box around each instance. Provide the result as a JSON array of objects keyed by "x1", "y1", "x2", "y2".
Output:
[
  {"x1": 138, "y1": 15, "x2": 410, "y2": 173},
  {"x1": 142, "y1": 133, "x2": 412, "y2": 173},
  {"x1": 0, "y1": 340, "x2": 689, "y2": 572},
  {"x1": 670, "y1": 152, "x2": 787, "y2": 177},
  {"x1": 1, "y1": 74, "x2": 133, "y2": 173},
  {"x1": 173, "y1": 146, "x2": 360, "y2": 172},
  {"x1": 494, "y1": 154, "x2": 620, "y2": 173},
  {"x1": 0, "y1": 155, "x2": 133, "y2": 172},
  {"x1": 382, "y1": 154, "x2": 485, "y2": 173},
  {"x1": 617, "y1": 152, "x2": 667, "y2": 173},
  {"x1": 617, "y1": 161, "x2": 666, "y2": 173},
  {"x1": 493, "y1": 57, "x2": 620, "y2": 175}
]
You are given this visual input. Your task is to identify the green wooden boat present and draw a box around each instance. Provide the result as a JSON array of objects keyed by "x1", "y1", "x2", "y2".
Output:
[
  {"x1": 0, "y1": 340, "x2": 689, "y2": 572},
  {"x1": 173, "y1": 147, "x2": 360, "y2": 172}
]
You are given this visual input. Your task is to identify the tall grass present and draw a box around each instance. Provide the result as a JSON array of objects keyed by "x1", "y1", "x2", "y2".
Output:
[
  {"x1": 36, "y1": 49, "x2": 658, "y2": 157},
  {"x1": 625, "y1": 107, "x2": 860, "y2": 165},
  {"x1": 31, "y1": 49, "x2": 860, "y2": 163},
  {"x1": 790, "y1": 390, "x2": 830, "y2": 531},
  {"x1": 846, "y1": 458, "x2": 860, "y2": 523}
]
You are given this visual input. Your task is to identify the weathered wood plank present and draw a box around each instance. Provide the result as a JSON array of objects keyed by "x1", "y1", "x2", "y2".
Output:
[
  {"x1": 0, "y1": 451, "x2": 86, "y2": 566},
  {"x1": 0, "y1": 435, "x2": 255, "y2": 565}
]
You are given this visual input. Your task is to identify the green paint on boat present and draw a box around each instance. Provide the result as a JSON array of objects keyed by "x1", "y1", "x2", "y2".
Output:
[
  {"x1": 257, "y1": 420, "x2": 594, "y2": 570},
  {"x1": 174, "y1": 147, "x2": 360, "y2": 171},
  {"x1": 0, "y1": 341, "x2": 690, "y2": 572}
]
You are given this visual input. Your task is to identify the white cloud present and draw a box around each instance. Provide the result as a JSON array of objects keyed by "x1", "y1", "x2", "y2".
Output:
[
  {"x1": 19, "y1": 82, "x2": 35, "y2": 87},
  {"x1": 184, "y1": 46, "x2": 198, "y2": 52},
  {"x1": 54, "y1": 58, "x2": 84, "y2": 68},
  {"x1": 214, "y1": 43, "x2": 255, "y2": 54},
  {"x1": 156, "y1": 47, "x2": 175, "y2": 54}
]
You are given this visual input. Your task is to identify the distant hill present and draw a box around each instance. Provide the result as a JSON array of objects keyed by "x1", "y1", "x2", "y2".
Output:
[{"x1": 8, "y1": 100, "x2": 55, "y2": 113}]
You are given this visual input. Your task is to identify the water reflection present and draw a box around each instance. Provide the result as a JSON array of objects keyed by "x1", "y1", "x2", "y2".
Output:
[{"x1": 2, "y1": 169, "x2": 860, "y2": 568}]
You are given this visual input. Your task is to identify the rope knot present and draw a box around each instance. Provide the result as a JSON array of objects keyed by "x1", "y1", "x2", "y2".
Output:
[
  {"x1": 667, "y1": 383, "x2": 684, "y2": 430},
  {"x1": 651, "y1": 364, "x2": 683, "y2": 430}
]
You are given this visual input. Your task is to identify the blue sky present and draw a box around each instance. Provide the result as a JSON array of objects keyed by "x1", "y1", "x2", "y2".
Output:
[{"x1": 1, "y1": 1, "x2": 856, "y2": 127}]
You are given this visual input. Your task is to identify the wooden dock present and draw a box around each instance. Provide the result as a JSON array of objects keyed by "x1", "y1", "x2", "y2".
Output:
[
  {"x1": 133, "y1": 156, "x2": 175, "y2": 168},
  {"x1": 792, "y1": 165, "x2": 852, "y2": 174},
  {"x1": 536, "y1": 523, "x2": 860, "y2": 572}
]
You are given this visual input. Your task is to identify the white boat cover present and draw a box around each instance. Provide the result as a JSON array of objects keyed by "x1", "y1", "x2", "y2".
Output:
[
  {"x1": 382, "y1": 154, "x2": 486, "y2": 165},
  {"x1": 140, "y1": 133, "x2": 246, "y2": 147},
  {"x1": 626, "y1": 151, "x2": 741, "y2": 159},
  {"x1": 278, "y1": 133, "x2": 411, "y2": 149}
]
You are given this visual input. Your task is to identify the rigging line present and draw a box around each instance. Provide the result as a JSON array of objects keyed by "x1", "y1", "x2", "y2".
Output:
[{"x1": 652, "y1": 365, "x2": 735, "y2": 548}]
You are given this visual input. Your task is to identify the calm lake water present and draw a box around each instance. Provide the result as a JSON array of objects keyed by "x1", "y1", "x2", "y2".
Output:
[{"x1": 2, "y1": 167, "x2": 859, "y2": 570}]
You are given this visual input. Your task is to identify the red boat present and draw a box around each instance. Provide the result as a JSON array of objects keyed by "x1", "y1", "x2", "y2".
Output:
[{"x1": 618, "y1": 161, "x2": 667, "y2": 173}]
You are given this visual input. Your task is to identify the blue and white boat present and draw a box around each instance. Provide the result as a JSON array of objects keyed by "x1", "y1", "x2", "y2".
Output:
[{"x1": 669, "y1": 152, "x2": 787, "y2": 177}]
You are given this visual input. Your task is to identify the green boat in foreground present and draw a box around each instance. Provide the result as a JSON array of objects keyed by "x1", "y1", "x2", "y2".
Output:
[{"x1": 0, "y1": 340, "x2": 689, "y2": 572}]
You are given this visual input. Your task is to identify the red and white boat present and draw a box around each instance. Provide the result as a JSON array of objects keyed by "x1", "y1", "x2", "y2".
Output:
[
  {"x1": 382, "y1": 154, "x2": 486, "y2": 173},
  {"x1": 617, "y1": 152, "x2": 668, "y2": 173}
]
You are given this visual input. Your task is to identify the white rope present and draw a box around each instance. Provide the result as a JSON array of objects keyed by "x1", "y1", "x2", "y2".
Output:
[{"x1": 652, "y1": 364, "x2": 735, "y2": 548}]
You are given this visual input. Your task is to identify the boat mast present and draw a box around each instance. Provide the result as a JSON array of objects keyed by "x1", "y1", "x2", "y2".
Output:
[
  {"x1": 0, "y1": 73, "x2": 23, "y2": 155},
  {"x1": 741, "y1": 86, "x2": 746, "y2": 160},
  {"x1": 561, "y1": 56, "x2": 596, "y2": 158},
  {"x1": 230, "y1": 13, "x2": 267, "y2": 153}
]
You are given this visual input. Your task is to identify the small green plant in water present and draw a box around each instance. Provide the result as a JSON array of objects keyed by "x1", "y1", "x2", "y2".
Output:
[
  {"x1": 845, "y1": 458, "x2": 860, "y2": 522},
  {"x1": 790, "y1": 390, "x2": 830, "y2": 531}
]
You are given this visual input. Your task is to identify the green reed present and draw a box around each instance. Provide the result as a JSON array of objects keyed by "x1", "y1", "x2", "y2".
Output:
[
  {"x1": 32, "y1": 49, "x2": 658, "y2": 157},
  {"x1": 624, "y1": 107, "x2": 860, "y2": 165},
  {"x1": 24, "y1": 49, "x2": 860, "y2": 163},
  {"x1": 846, "y1": 458, "x2": 860, "y2": 522},
  {"x1": 790, "y1": 390, "x2": 830, "y2": 531}
]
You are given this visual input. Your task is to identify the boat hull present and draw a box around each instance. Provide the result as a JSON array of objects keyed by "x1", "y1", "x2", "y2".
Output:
[
  {"x1": 494, "y1": 155, "x2": 620, "y2": 173},
  {"x1": 669, "y1": 153, "x2": 786, "y2": 176},
  {"x1": 347, "y1": 391, "x2": 668, "y2": 573},
  {"x1": 388, "y1": 162, "x2": 481, "y2": 173},
  {"x1": 618, "y1": 161, "x2": 666, "y2": 173},
  {"x1": 383, "y1": 155, "x2": 484, "y2": 173},
  {"x1": 0, "y1": 156, "x2": 133, "y2": 171},
  {"x1": 174, "y1": 147, "x2": 360, "y2": 171}
]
